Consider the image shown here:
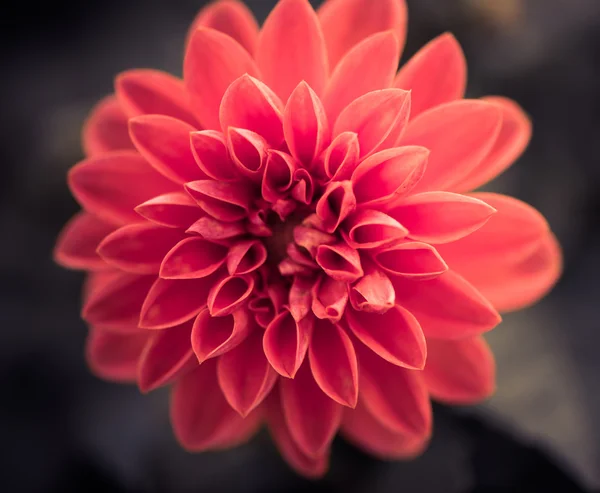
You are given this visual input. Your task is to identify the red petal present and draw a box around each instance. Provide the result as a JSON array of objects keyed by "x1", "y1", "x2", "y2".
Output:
[
  {"x1": 137, "y1": 320, "x2": 196, "y2": 393},
  {"x1": 280, "y1": 360, "x2": 342, "y2": 457},
  {"x1": 393, "y1": 33, "x2": 466, "y2": 119},
  {"x1": 184, "y1": 28, "x2": 260, "y2": 129},
  {"x1": 293, "y1": 224, "x2": 336, "y2": 257},
  {"x1": 311, "y1": 275, "x2": 348, "y2": 323},
  {"x1": 319, "y1": 131, "x2": 360, "y2": 181},
  {"x1": 392, "y1": 271, "x2": 501, "y2": 339},
  {"x1": 308, "y1": 319, "x2": 358, "y2": 407},
  {"x1": 316, "y1": 242, "x2": 363, "y2": 283},
  {"x1": 83, "y1": 273, "x2": 155, "y2": 331},
  {"x1": 54, "y1": 212, "x2": 114, "y2": 270},
  {"x1": 82, "y1": 270, "x2": 122, "y2": 305},
  {"x1": 256, "y1": 0, "x2": 327, "y2": 101},
  {"x1": 207, "y1": 274, "x2": 254, "y2": 317},
  {"x1": 97, "y1": 223, "x2": 185, "y2": 274},
  {"x1": 190, "y1": 130, "x2": 239, "y2": 181},
  {"x1": 217, "y1": 329, "x2": 278, "y2": 416},
  {"x1": 400, "y1": 100, "x2": 502, "y2": 192},
  {"x1": 318, "y1": 0, "x2": 408, "y2": 69},
  {"x1": 373, "y1": 242, "x2": 448, "y2": 279},
  {"x1": 345, "y1": 306, "x2": 426, "y2": 369},
  {"x1": 349, "y1": 259, "x2": 395, "y2": 313},
  {"x1": 262, "y1": 151, "x2": 297, "y2": 203},
  {"x1": 227, "y1": 239, "x2": 267, "y2": 275},
  {"x1": 263, "y1": 309, "x2": 313, "y2": 378},
  {"x1": 225, "y1": 127, "x2": 267, "y2": 181},
  {"x1": 289, "y1": 275, "x2": 316, "y2": 322},
  {"x1": 187, "y1": 216, "x2": 246, "y2": 241},
  {"x1": 351, "y1": 146, "x2": 428, "y2": 207},
  {"x1": 185, "y1": 180, "x2": 253, "y2": 222},
  {"x1": 249, "y1": 295, "x2": 276, "y2": 328},
  {"x1": 115, "y1": 69, "x2": 197, "y2": 126},
  {"x1": 68, "y1": 151, "x2": 177, "y2": 225},
  {"x1": 424, "y1": 336, "x2": 495, "y2": 404},
  {"x1": 342, "y1": 209, "x2": 408, "y2": 250},
  {"x1": 453, "y1": 97, "x2": 532, "y2": 192},
  {"x1": 333, "y1": 89, "x2": 411, "y2": 158},
  {"x1": 291, "y1": 168, "x2": 315, "y2": 204},
  {"x1": 135, "y1": 192, "x2": 204, "y2": 229},
  {"x1": 82, "y1": 95, "x2": 134, "y2": 157},
  {"x1": 323, "y1": 31, "x2": 400, "y2": 124},
  {"x1": 387, "y1": 192, "x2": 496, "y2": 244},
  {"x1": 315, "y1": 180, "x2": 356, "y2": 233},
  {"x1": 160, "y1": 237, "x2": 228, "y2": 279}
]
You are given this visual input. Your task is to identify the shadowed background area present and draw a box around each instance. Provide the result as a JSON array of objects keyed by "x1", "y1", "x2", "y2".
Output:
[{"x1": 1, "y1": 0, "x2": 599, "y2": 491}]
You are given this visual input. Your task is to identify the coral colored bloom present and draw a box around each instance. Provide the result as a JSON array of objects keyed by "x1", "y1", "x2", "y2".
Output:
[{"x1": 54, "y1": 0, "x2": 561, "y2": 478}]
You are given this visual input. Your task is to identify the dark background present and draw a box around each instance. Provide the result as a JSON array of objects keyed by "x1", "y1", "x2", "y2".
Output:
[{"x1": 2, "y1": 0, "x2": 600, "y2": 491}]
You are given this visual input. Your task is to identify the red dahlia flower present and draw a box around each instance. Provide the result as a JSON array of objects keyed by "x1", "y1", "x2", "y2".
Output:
[{"x1": 54, "y1": 0, "x2": 562, "y2": 477}]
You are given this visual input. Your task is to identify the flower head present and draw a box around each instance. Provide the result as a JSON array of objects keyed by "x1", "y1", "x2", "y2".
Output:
[{"x1": 54, "y1": 0, "x2": 561, "y2": 477}]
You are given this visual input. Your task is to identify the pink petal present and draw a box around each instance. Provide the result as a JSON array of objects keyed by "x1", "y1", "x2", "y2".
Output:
[
  {"x1": 311, "y1": 275, "x2": 348, "y2": 323},
  {"x1": 289, "y1": 275, "x2": 316, "y2": 322},
  {"x1": 392, "y1": 271, "x2": 502, "y2": 339},
  {"x1": 373, "y1": 242, "x2": 448, "y2": 279},
  {"x1": 342, "y1": 209, "x2": 408, "y2": 250},
  {"x1": 185, "y1": 180, "x2": 253, "y2": 222},
  {"x1": 345, "y1": 305, "x2": 426, "y2": 369},
  {"x1": 248, "y1": 295, "x2": 276, "y2": 328},
  {"x1": 452, "y1": 97, "x2": 533, "y2": 192},
  {"x1": 308, "y1": 319, "x2": 358, "y2": 407},
  {"x1": 293, "y1": 224, "x2": 336, "y2": 257},
  {"x1": 315, "y1": 180, "x2": 356, "y2": 233},
  {"x1": 135, "y1": 192, "x2": 204, "y2": 229},
  {"x1": 351, "y1": 146, "x2": 428, "y2": 207},
  {"x1": 323, "y1": 31, "x2": 400, "y2": 123},
  {"x1": 256, "y1": 0, "x2": 328, "y2": 101},
  {"x1": 349, "y1": 259, "x2": 395, "y2": 313},
  {"x1": 82, "y1": 95, "x2": 134, "y2": 157},
  {"x1": 82, "y1": 270, "x2": 122, "y2": 305},
  {"x1": 318, "y1": 0, "x2": 408, "y2": 69},
  {"x1": 137, "y1": 320, "x2": 196, "y2": 393},
  {"x1": 399, "y1": 100, "x2": 502, "y2": 192},
  {"x1": 54, "y1": 212, "x2": 115, "y2": 270},
  {"x1": 187, "y1": 216, "x2": 246, "y2": 241},
  {"x1": 280, "y1": 360, "x2": 343, "y2": 457},
  {"x1": 262, "y1": 150, "x2": 297, "y2": 203},
  {"x1": 207, "y1": 274, "x2": 254, "y2": 317},
  {"x1": 184, "y1": 28, "x2": 260, "y2": 129},
  {"x1": 160, "y1": 237, "x2": 228, "y2": 279},
  {"x1": 316, "y1": 242, "x2": 363, "y2": 283},
  {"x1": 190, "y1": 130, "x2": 239, "y2": 181},
  {"x1": 115, "y1": 69, "x2": 197, "y2": 126},
  {"x1": 386, "y1": 191, "x2": 496, "y2": 244},
  {"x1": 226, "y1": 127, "x2": 268, "y2": 181},
  {"x1": 68, "y1": 151, "x2": 177, "y2": 225},
  {"x1": 217, "y1": 329, "x2": 278, "y2": 416},
  {"x1": 192, "y1": 307, "x2": 252, "y2": 362},
  {"x1": 424, "y1": 336, "x2": 495, "y2": 404},
  {"x1": 333, "y1": 89, "x2": 411, "y2": 158},
  {"x1": 97, "y1": 223, "x2": 185, "y2": 274},
  {"x1": 227, "y1": 239, "x2": 267, "y2": 275},
  {"x1": 319, "y1": 131, "x2": 360, "y2": 181},
  {"x1": 393, "y1": 33, "x2": 466, "y2": 119},
  {"x1": 263, "y1": 309, "x2": 313, "y2": 378},
  {"x1": 291, "y1": 168, "x2": 315, "y2": 204}
]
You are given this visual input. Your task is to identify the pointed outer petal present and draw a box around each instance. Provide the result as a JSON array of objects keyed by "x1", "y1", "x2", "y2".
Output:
[
  {"x1": 324, "y1": 32, "x2": 400, "y2": 124},
  {"x1": 82, "y1": 270, "x2": 122, "y2": 305},
  {"x1": 452, "y1": 97, "x2": 533, "y2": 192},
  {"x1": 191, "y1": 306, "x2": 252, "y2": 363},
  {"x1": 391, "y1": 271, "x2": 501, "y2": 339},
  {"x1": 83, "y1": 273, "x2": 155, "y2": 331},
  {"x1": 190, "y1": 130, "x2": 238, "y2": 181},
  {"x1": 311, "y1": 275, "x2": 348, "y2": 323},
  {"x1": 283, "y1": 82, "x2": 330, "y2": 167},
  {"x1": 351, "y1": 146, "x2": 429, "y2": 207},
  {"x1": 318, "y1": 0, "x2": 408, "y2": 69},
  {"x1": 256, "y1": 0, "x2": 328, "y2": 101},
  {"x1": 308, "y1": 319, "x2": 358, "y2": 407},
  {"x1": 263, "y1": 309, "x2": 313, "y2": 378},
  {"x1": 321, "y1": 131, "x2": 360, "y2": 181},
  {"x1": 115, "y1": 70, "x2": 197, "y2": 127},
  {"x1": 227, "y1": 127, "x2": 268, "y2": 180},
  {"x1": 289, "y1": 275, "x2": 317, "y2": 322},
  {"x1": 185, "y1": 180, "x2": 253, "y2": 222},
  {"x1": 424, "y1": 336, "x2": 495, "y2": 404},
  {"x1": 160, "y1": 237, "x2": 228, "y2": 279},
  {"x1": 393, "y1": 33, "x2": 466, "y2": 120},
  {"x1": 333, "y1": 89, "x2": 411, "y2": 158},
  {"x1": 97, "y1": 223, "x2": 185, "y2": 275},
  {"x1": 399, "y1": 100, "x2": 503, "y2": 193},
  {"x1": 342, "y1": 209, "x2": 408, "y2": 250},
  {"x1": 86, "y1": 327, "x2": 149, "y2": 382},
  {"x1": 186, "y1": 0, "x2": 259, "y2": 56},
  {"x1": 293, "y1": 225, "x2": 336, "y2": 257},
  {"x1": 187, "y1": 216, "x2": 245, "y2": 241},
  {"x1": 82, "y1": 95, "x2": 134, "y2": 157},
  {"x1": 279, "y1": 259, "x2": 315, "y2": 277},
  {"x1": 226, "y1": 240, "x2": 267, "y2": 276},
  {"x1": 345, "y1": 305, "x2": 426, "y2": 369},
  {"x1": 316, "y1": 242, "x2": 363, "y2": 283},
  {"x1": 287, "y1": 244, "x2": 319, "y2": 269},
  {"x1": 54, "y1": 212, "x2": 115, "y2": 270},
  {"x1": 171, "y1": 360, "x2": 261, "y2": 451},
  {"x1": 128, "y1": 115, "x2": 204, "y2": 185},
  {"x1": 68, "y1": 151, "x2": 178, "y2": 226},
  {"x1": 249, "y1": 295, "x2": 276, "y2": 329},
  {"x1": 262, "y1": 151, "x2": 297, "y2": 203},
  {"x1": 206, "y1": 274, "x2": 255, "y2": 317},
  {"x1": 217, "y1": 330, "x2": 278, "y2": 417},
  {"x1": 265, "y1": 390, "x2": 329, "y2": 478},
  {"x1": 386, "y1": 192, "x2": 496, "y2": 245},
  {"x1": 137, "y1": 320, "x2": 196, "y2": 393},
  {"x1": 315, "y1": 180, "x2": 356, "y2": 234},
  {"x1": 342, "y1": 400, "x2": 429, "y2": 460},
  {"x1": 135, "y1": 192, "x2": 203, "y2": 229},
  {"x1": 290, "y1": 168, "x2": 315, "y2": 204},
  {"x1": 220, "y1": 74, "x2": 284, "y2": 147},
  {"x1": 139, "y1": 275, "x2": 217, "y2": 329},
  {"x1": 373, "y1": 242, "x2": 448, "y2": 280},
  {"x1": 349, "y1": 259, "x2": 395, "y2": 313}
]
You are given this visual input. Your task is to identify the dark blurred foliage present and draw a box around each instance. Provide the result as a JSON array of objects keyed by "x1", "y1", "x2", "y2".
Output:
[{"x1": 1, "y1": 1, "x2": 599, "y2": 492}]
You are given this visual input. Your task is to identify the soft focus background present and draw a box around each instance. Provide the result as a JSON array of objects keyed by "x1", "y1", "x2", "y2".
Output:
[{"x1": 2, "y1": 0, "x2": 599, "y2": 491}]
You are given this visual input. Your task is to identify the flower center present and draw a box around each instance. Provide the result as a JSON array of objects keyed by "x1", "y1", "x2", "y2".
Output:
[{"x1": 263, "y1": 210, "x2": 308, "y2": 267}]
